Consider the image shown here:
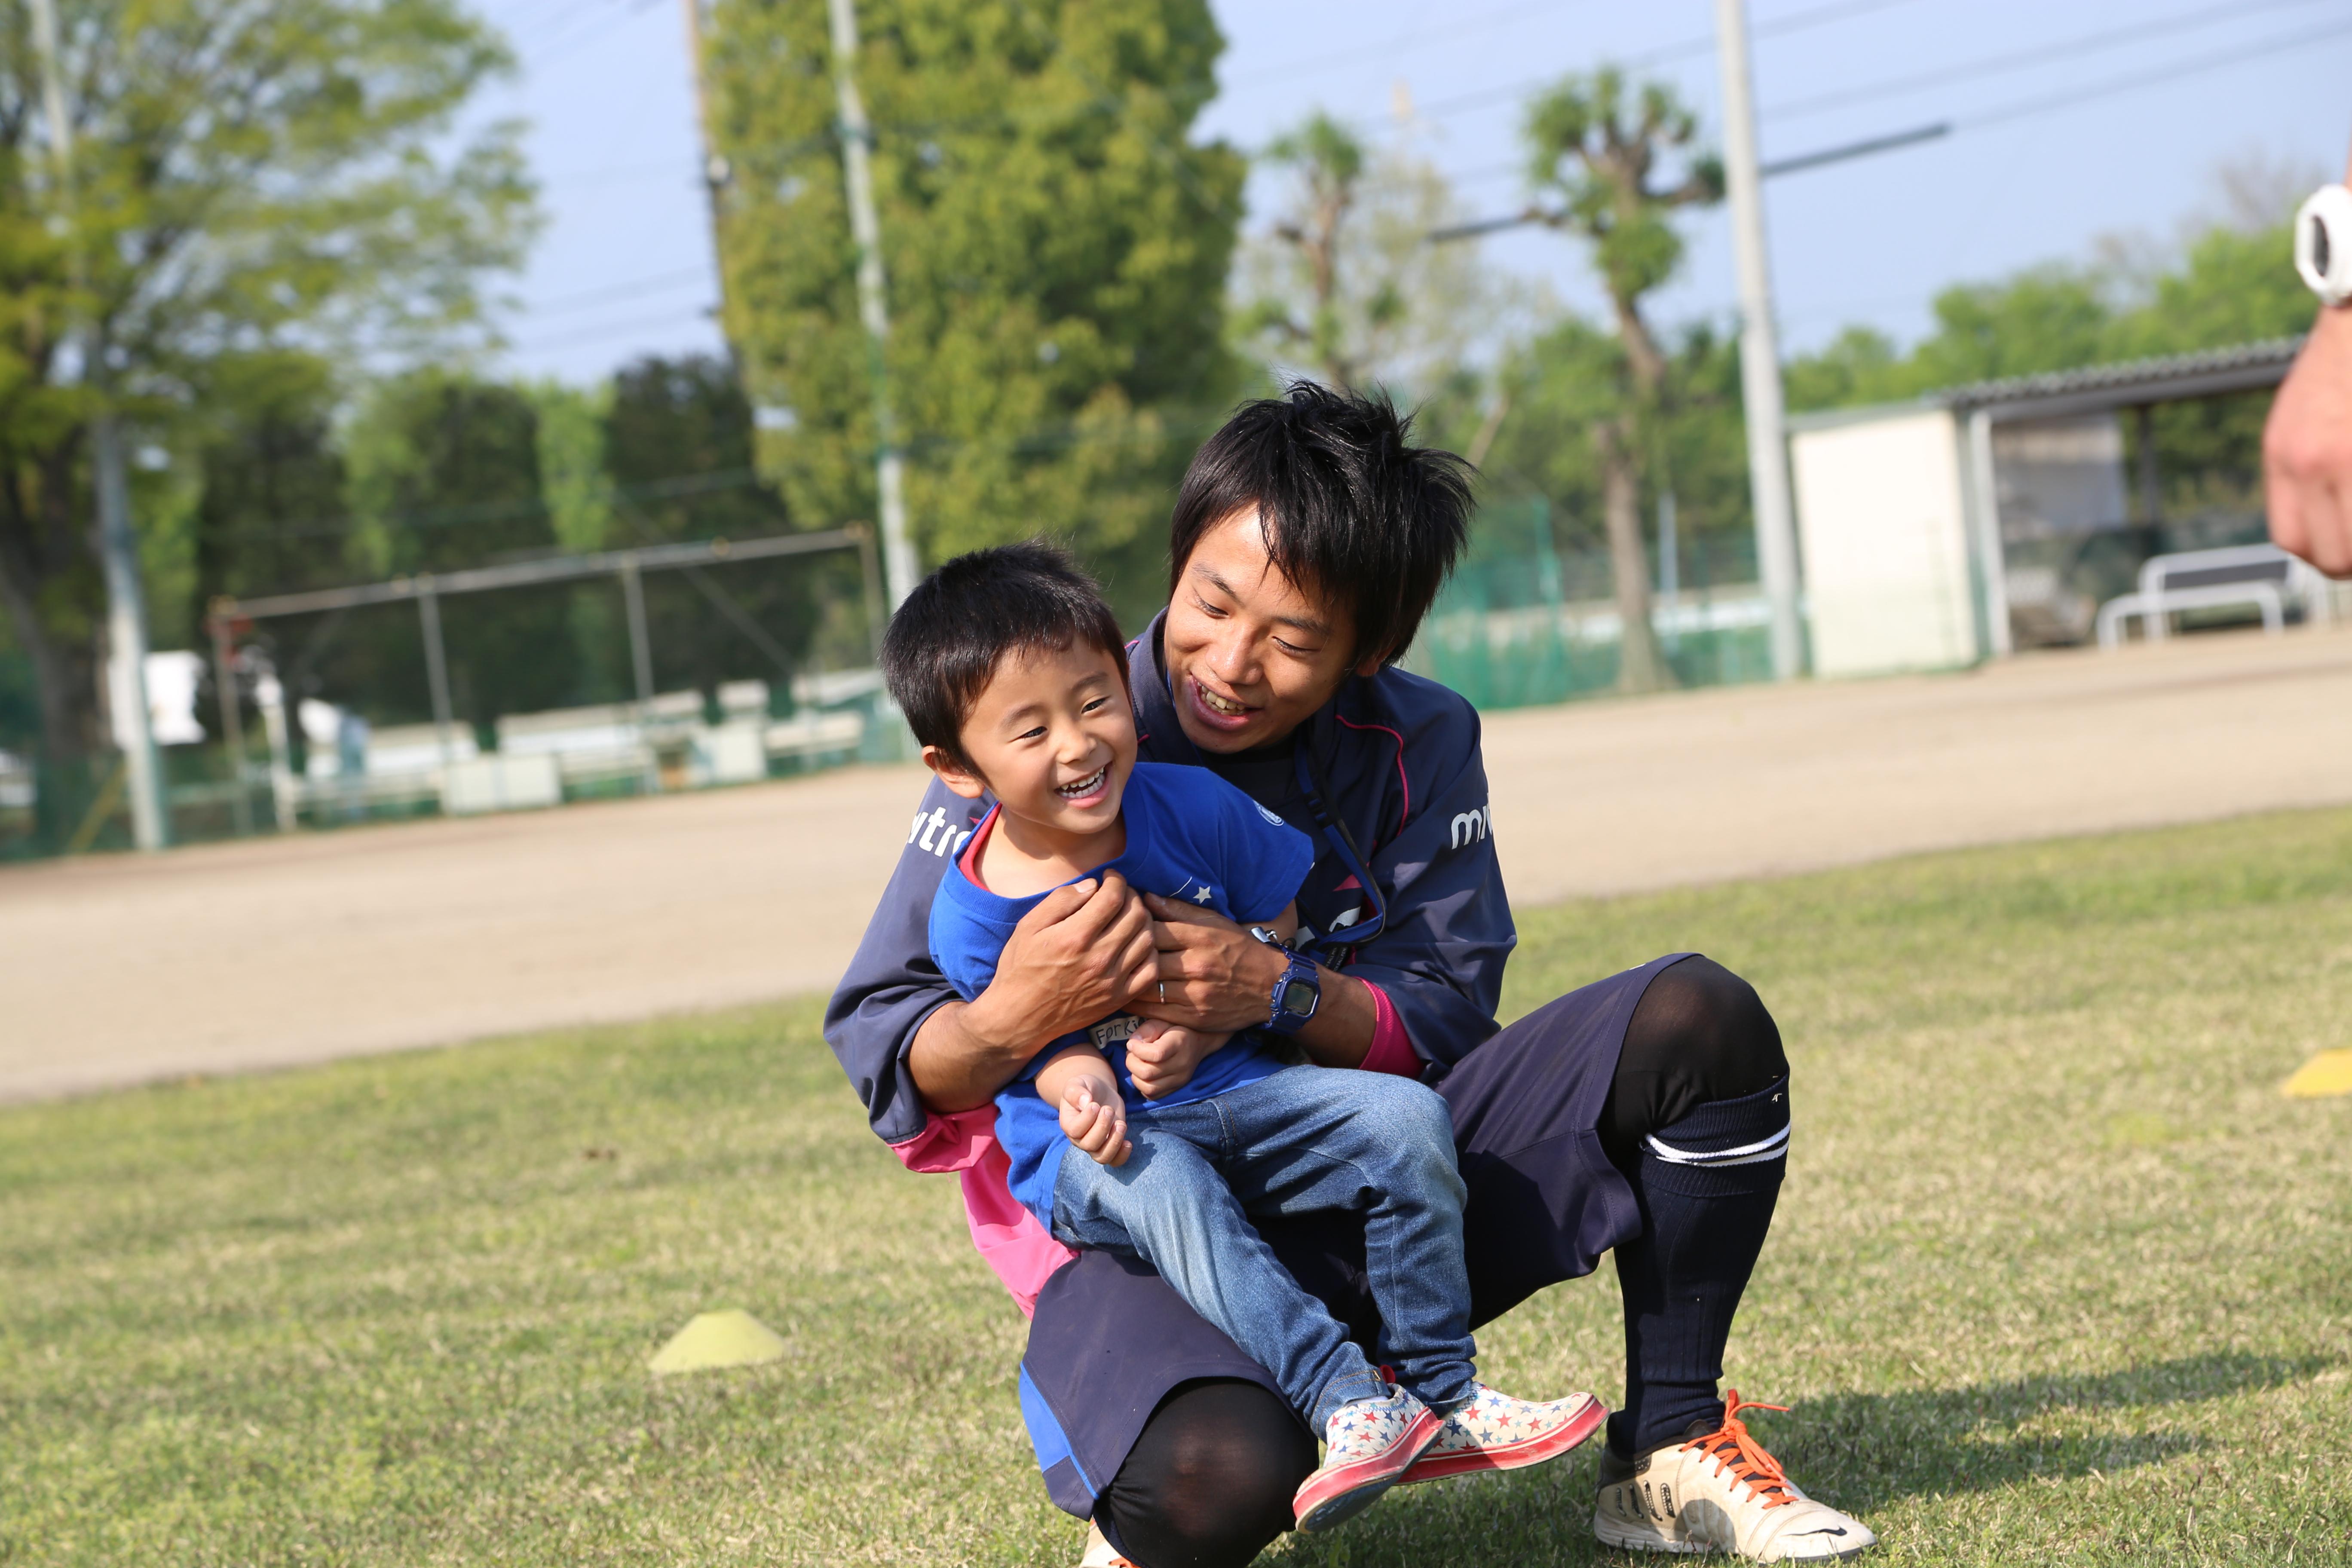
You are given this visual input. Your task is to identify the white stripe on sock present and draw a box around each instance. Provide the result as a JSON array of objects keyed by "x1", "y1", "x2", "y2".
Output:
[{"x1": 1645, "y1": 1125, "x2": 1789, "y2": 1166}]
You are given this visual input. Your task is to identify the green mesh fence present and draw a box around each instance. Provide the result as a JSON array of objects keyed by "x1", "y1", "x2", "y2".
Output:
[{"x1": 1406, "y1": 496, "x2": 1776, "y2": 713}]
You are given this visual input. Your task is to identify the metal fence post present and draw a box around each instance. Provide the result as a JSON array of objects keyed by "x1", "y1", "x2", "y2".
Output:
[
  {"x1": 619, "y1": 556, "x2": 661, "y2": 792},
  {"x1": 416, "y1": 577, "x2": 457, "y2": 768},
  {"x1": 207, "y1": 604, "x2": 253, "y2": 836}
]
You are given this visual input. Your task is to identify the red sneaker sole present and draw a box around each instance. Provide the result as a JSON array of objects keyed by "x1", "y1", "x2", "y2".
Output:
[
  {"x1": 1293, "y1": 1407, "x2": 1446, "y2": 1531},
  {"x1": 1396, "y1": 1394, "x2": 1607, "y2": 1485}
]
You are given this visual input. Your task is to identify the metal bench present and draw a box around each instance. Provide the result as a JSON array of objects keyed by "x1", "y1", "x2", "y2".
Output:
[{"x1": 2095, "y1": 545, "x2": 2330, "y2": 649}]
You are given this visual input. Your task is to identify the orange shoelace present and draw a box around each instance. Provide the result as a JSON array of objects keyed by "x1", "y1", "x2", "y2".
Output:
[{"x1": 1681, "y1": 1388, "x2": 1796, "y2": 1509}]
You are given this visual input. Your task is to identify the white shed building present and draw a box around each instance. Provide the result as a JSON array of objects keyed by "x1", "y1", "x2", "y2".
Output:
[{"x1": 1786, "y1": 339, "x2": 2303, "y2": 678}]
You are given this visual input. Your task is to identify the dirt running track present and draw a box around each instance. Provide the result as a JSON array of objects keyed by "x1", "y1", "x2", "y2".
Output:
[{"x1": 6, "y1": 624, "x2": 2350, "y2": 1102}]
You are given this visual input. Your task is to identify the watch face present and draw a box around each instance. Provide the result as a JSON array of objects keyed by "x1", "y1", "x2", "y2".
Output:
[{"x1": 1279, "y1": 978, "x2": 1320, "y2": 1017}]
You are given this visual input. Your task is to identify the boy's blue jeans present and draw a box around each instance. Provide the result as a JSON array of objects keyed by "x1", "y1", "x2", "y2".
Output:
[{"x1": 1050, "y1": 1064, "x2": 1477, "y2": 1432}]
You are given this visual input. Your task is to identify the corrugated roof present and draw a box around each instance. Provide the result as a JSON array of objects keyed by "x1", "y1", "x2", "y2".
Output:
[{"x1": 1932, "y1": 336, "x2": 2305, "y2": 411}]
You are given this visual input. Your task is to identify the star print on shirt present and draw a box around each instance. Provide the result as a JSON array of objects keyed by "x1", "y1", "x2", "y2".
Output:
[{"x1": 1191, "y1": 885, "x2": 1214, "y2": 903}]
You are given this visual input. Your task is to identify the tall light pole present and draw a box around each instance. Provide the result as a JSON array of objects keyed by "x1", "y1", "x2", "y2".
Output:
[
  {"x1": 827, "y1": 0, "x2": 919, "y2": 612},
  {"x1": 28, "y1": 0, "x2": 168, "y2": 848},
  {"x1": 1714, "y1": 0, "x2": 1805, "y2": 681}
]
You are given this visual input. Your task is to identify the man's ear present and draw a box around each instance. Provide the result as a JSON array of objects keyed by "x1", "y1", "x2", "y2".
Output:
[{"x1": 922, "y1": 744, "x2": 989, "y2": 800}]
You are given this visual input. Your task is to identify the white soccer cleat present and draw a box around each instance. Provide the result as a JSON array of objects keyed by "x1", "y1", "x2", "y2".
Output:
[{"x1": 1592, "y1": 1390, "x2": 1876, "y2": 1562}]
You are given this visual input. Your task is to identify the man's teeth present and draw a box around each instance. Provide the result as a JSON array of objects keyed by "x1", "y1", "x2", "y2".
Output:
[
  {"x1": 1057, "y1": 767, "x2": 1106, "y2": 798},
  {"x1": 1198, "y1": 685, "x2": 1248, "y2": 716}
]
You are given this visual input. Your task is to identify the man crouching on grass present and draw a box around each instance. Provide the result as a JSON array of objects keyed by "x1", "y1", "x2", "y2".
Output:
[{"x1": 829, "y1": 382, "x2": 1875, "y2": 1566}]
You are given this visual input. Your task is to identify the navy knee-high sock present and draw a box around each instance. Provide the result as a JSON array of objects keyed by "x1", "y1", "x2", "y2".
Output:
[{"x1": 1608, "y1": 1075, "x2": 1788, "y2": 1457}]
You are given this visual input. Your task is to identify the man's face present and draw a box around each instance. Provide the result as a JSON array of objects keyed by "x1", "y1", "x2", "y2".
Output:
[
  {"x1": 925, "y1": 639, "x2": 1138, "y2": 841},
  {"x1": 1163, "y1": 506, "x2": 1378, "y2": 755}
]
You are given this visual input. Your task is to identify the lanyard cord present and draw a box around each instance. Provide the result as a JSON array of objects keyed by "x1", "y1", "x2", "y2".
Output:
[{"x1": 1293, "y1": 722, "x2": 1388, "y2": 954}]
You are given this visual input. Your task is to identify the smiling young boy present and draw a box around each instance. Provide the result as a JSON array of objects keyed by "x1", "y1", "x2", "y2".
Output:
[{"x1": 879, "y1": 541, "x2": 1602, "y2": 1533}]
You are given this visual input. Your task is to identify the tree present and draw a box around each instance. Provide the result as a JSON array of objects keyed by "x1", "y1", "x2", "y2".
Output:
[
  {"x1": 0, "y1": 0, "x2": 535, "y2": 773},
  {"x1": 1476, "y1": 314, "x2": 1749, "y2": 606},
  {"x1": 1236, "y1": 113, "x2": 1510, "y2": 397},
  {"x1": 701, "y1": 0, "x2": 1245, "y2": 574},
  {"x1": 1786, "y1": 191, "x2": 2316, "y2": 524},
  {"x1": 1521, "y1": 67, "x2": 1721, "y2": 694},
  {"x1": 597, "y1": 352, "x2": 819, "y2": 698}
]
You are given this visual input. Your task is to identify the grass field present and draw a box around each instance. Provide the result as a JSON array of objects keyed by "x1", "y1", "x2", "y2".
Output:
[{"x1": 5, "y1": 807, "x2": 2351, "y2": 1566}]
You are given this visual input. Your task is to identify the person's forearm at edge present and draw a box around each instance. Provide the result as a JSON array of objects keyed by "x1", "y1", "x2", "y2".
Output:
[
  {"x1": 906, "y1": 994, "x2": 1047, "y2": 1114},
  {"x1": 1294, "y1": 962, "x2": 1377, "y2": 1069},
  {"x1": 2265, "y1": 139, "x2": 2352, "y2": 577}
]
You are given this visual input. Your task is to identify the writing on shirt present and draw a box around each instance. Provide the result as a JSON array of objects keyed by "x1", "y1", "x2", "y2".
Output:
[
  {"x1": 907, "y1": 805, "x2": 975, "y2": 858},
  {"x1": 1449, "y1": 802, "x2": 1492, "y2": 850}
]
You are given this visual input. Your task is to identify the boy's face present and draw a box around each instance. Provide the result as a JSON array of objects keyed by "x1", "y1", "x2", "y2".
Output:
[{"x1": 925, "y1": 639, "x2": 1138, "y2": 839}]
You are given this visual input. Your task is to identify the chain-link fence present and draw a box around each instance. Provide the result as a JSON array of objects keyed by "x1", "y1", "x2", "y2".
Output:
[{"x1": 1405, "y1": 496, "x2": 1776, "y2": 710}]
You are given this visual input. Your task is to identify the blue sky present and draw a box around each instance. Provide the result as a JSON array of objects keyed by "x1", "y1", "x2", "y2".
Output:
[{"x1": 475, "y1": 0, "x2": 2352, "y2": 386}]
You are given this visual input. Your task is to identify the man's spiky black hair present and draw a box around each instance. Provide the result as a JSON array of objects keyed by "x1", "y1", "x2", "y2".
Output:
[
  {"x1": 880, "y1": 539, "x2": 1127, "y2": 769},
  {"x1": 1168, "y1": 382, "x2": 1475, "y2": 664}
]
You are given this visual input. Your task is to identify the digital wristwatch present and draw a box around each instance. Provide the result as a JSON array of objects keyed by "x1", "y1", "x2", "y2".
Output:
[{"x1": 1248, "y1": 925, "x2": 1322, "y2": 1035}]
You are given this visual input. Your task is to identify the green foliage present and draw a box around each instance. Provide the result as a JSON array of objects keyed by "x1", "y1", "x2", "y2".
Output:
[
  {"x1": 597, "y1": 352, "x2": 819, "y2": 697},
  {"x1": 0, "y1": 0, "x2": 536, "y2": 760},
  {"x1": 1477, "y1": 315, "x2": 1751, "y2": 570},
  {"x1": 1522, "y1": 66, "x2": 1722, "y2": 346},
  {"x1": 527, "y1": 381, "x2": 616, "y2": 554},
  {"x1": 5, "y1": 808, "x2": 2351, "y2": 1562},
  {"x1": 1784, "y1": 219, "x2": 2316, "y2": 520},
  {"x1": 1235, "y1": 115, "x2": 1504, "y2": 399},
  {"x1": 703, "y1": 0, "x2": 1245, "y2": 567}
]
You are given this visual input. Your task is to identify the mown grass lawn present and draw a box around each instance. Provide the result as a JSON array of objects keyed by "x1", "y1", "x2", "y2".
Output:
[{"x1": 5, "y1": 806, "x2": 2350, "y2": 1566}]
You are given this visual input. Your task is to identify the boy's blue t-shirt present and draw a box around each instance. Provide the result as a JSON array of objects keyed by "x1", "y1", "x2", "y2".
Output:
[{"x1": 929, "y1": 760, "x2": 1318, "y2": 1228}]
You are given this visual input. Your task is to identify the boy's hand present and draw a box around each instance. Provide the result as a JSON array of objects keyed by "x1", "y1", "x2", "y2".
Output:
[
  {"x1": 1124, "y1": 1018, "x2": 1228, "y2": 1101},
  {"x1": 1061, "y1": 1078, "x2": 1131, "y2": 1167}
]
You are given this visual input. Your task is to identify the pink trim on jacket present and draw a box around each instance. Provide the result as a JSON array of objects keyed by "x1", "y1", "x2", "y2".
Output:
[
  {"x1": 889, "y1": 1105, "x2": 1076, "y2": 1318},
  {"x1": 1357, "y1": 980, "x2": 1421, "y2": 1078},
  {"x1": 1334, "y1": 713, "x2": 1409, "y2": 844}
]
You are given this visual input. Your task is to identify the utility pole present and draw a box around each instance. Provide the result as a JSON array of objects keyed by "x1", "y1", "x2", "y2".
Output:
[
  {"x1": 28, "y1": 0, "x2": 168, "y2": 848},
  {"x1": 1714, "y1": 0, "x2": 1805, "y2": 681},
  {"x1": 827, "y1": 0, "x2": 919, "y2": 611}
]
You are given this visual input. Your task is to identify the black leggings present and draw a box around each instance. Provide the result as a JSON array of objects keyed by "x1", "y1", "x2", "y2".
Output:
[{"x1": 1093, "y1": 955, "x2": 1785, "y2": 1568}]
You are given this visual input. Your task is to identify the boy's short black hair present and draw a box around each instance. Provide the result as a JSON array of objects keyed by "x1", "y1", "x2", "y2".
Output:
[
  {"x1": 1168, "y1": 382, "x2": 1475, "y2": 665},
  {"x1": 881, "y1": 539, "x2": 1127, "y2": 769}
]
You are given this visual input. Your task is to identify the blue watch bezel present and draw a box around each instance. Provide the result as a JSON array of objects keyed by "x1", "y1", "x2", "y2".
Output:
[{"x1": 1266, "y1": 949, "x2": 1321, "y2": 1035}]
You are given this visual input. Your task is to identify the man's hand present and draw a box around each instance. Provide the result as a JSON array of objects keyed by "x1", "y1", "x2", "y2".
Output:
[
  {"x1": 2265, "y1": 301, "x2": 2352, "y2": 578},
  {"x1": 1128, "y1": 892, "x2": 1289, "y2": 1035},
  {"x1": 1060, "y1": 1077, "x2": 1131, "y2": 1167},
  {"x1": 907, "y1": 873, "x2": 1156, "y2": 1113},
  {"x1": 1123, "y1": 1018, "x2": 1228, "y2": 1101}
]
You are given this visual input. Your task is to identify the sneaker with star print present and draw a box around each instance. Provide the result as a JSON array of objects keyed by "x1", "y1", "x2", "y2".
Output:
[
  {"x1": 1292, "y1": 1386, "x2": 1445, "y2": 1532},
  {"x1": 1592, "y1": 1390, "x2": 1876, "y2": 1561},
  {"x1": 1396, "y1": 1381, "x2": 1607, "y2": 1485}
]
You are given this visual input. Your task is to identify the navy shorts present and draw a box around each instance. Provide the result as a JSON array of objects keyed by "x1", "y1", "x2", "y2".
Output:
[{"x1": 1017, "y1": 953, "x2": 1686, "y2": 1518}]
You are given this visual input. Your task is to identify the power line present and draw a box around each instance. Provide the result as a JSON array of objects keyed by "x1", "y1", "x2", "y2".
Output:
[
  {"x1": 523, "y1": 0, "x2": 666, "y2": 73},
  {"x1": 1223, "y1": 0, "x2": 1587, "y2": 90},
  {"x1": 1426, "y1": 6, "x2": 2349, "y2": 201},
  {"x1": 1411, "y1": 0, "x2": 1929, "y2": 122},
  {"x1": 523, "y1": 266, "x2": 714, "y2": 318},
  {"x1": 535, "y1": 158, "x2": 703, "y2": 190},
  {"x1": 510, "y1": 304, "x2": 720, "y2": 353},
  {"x1": 1966, "y1": 12, "x2": 2352, "y2": 133},
  {"x1": 1768, "y1": 0, "x2": 2334, "y2": 121}
]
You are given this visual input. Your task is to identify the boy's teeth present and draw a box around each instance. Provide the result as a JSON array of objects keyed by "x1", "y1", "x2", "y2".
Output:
[{"x1": 1058, "y1": 768, "x2": 1105, "y2": 797}]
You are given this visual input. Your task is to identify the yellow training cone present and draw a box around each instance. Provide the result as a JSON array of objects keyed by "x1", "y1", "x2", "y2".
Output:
[
  {"x1": 2283, "y1": 1049, "x2": 2352, "y2": 1099},
  {"x1": 649, "y1": 1309, "x2": 789, "y2": 1375}
]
